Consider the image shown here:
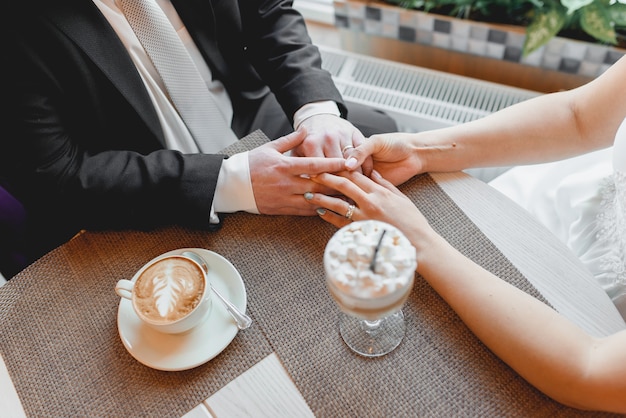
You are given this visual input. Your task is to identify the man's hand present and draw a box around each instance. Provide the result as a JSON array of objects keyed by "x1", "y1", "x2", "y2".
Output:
[
  {"x1": 291, "y1": 114, "x2": 374, "y2": 175},
  {"x1": 249, "y1": 129, "x2": 346, "y2": 215}
]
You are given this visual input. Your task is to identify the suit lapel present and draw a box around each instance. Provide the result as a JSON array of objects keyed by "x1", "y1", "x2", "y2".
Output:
[{"x1": 44, "y1": 0, "x2": 164, "y2": 143}]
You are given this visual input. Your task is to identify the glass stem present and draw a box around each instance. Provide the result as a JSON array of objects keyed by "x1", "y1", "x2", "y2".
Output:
[{"x1": 362, "y1": 319, "x2": 381, "y2": 334}]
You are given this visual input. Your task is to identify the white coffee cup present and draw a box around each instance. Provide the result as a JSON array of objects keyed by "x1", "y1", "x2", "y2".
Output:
[{"x1": 116, "y1": 253, "x2": 212, "y2": 334}]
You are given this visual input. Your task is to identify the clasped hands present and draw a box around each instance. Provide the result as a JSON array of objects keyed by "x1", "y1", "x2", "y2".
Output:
[
  {"x1": 248, "y1": 114, "x2": 362, "y2": 216},
  {"x1": 249, "y1": 114, "x2": 425, "y2": 232}
]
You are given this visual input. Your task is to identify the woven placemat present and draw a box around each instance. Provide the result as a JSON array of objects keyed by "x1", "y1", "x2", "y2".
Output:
[
  {"x1": 0, "y1": 131, "x2": 619, "y2": 417},
  {"x1": 213, "y1": 180, "x2": 616, "y2": 418},
  {"x1": 0, "y1": 228, "x2": 274, "y2": 417}
]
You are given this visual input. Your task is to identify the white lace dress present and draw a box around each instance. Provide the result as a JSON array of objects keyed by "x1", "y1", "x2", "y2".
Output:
[{"x1": 489, "y1": 117, "x2": 626, "y2": 320}]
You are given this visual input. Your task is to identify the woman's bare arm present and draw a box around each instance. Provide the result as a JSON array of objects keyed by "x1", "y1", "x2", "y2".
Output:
[
  {"x1": 347, "y1": 56, "x2": 626, "y2": 180},
  {"x1": 308, "y1": 170, "x2": 626, "y2": 413}
]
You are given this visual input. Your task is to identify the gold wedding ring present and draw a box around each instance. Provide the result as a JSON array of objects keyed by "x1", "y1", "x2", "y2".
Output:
[{"x1": 345, "y1": 204, "x2": 356, "y2": 220}]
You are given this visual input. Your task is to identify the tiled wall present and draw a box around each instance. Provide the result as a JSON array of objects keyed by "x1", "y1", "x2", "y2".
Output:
[{"x1": 334, "y1": 0, "x2": 624, "y2": 78}]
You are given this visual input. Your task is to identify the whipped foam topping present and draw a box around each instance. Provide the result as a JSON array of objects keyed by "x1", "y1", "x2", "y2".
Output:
[{"x1": 325, "y1": 220, "x2": 417, "y2": 298}]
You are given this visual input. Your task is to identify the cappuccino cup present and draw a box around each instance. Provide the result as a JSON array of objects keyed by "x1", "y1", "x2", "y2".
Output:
[{"x1": 116, "y1": 253, "x2": 212, "y2": 334}]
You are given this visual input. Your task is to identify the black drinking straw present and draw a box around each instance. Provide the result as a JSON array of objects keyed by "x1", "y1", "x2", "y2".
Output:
[{"x1": 369, "y1": 229, "x2": 387, "y2": 272}]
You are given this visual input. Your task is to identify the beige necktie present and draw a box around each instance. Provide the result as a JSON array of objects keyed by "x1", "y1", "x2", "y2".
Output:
[{"x1": 120, "y1": 0, "x2": 237, "y2": 153}]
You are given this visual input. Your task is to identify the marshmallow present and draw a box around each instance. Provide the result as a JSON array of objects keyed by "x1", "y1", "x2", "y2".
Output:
[{"x1": 324, "y1": 220, "x2": 417, "y2": 299}]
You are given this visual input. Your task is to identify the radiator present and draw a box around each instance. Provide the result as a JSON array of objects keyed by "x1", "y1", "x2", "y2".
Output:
[{"x1": 318, "y1": 46, "x2": 540, "y2": 132}]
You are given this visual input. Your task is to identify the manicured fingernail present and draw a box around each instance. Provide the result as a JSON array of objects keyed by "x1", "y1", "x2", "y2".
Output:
[
  {"x1": 345, "y1": 157, "x2": 358, "y2": 170},
  {"x1": 304, "y1": 192, "x2": 314, "y2": 200},
  {"x1": 316, "y1": 208, "x2": 326, "y2": 216}
]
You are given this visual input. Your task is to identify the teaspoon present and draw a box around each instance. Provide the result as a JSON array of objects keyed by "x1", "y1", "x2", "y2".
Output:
[{"x1": 182, "y1": 251, "x2": 252, "y2": 330}]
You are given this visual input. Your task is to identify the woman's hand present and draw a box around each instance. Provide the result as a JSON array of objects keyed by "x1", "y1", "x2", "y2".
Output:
[
  {"x1": 343, "y1": 132, "x2": 424, "y2": 186},
  {"x1": 305, "y1": 170, "x2": 433, "y2": 246}
]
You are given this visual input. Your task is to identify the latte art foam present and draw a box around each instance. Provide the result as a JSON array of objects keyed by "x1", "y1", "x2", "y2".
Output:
[{"x1": 133, "y1": 257, "x2": 205, "y2": 324}]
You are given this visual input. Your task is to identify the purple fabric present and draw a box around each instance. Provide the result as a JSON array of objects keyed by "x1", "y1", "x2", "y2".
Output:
[
  {"x1": 0, "y1": 184, "x2": 27, "y2": 278},
  {"x1": 0, "y1": 185, "x2": 25, "y2": 226}
]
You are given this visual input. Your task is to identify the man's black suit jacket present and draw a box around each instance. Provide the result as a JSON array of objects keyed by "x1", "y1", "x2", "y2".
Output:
[{"x1": 2, "y1": 0, "x2": 346, "y2": 263}]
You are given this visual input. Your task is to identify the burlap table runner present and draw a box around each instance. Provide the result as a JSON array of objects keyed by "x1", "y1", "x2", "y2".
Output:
[{"x1": 0, "y1": 131, "x2": 620, "y2": 417}]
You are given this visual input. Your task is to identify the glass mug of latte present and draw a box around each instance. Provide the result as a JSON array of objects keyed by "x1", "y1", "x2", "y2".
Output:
[
  {"x1": 115, "y1": 254, "x2": 212, "y2": 334},
  {"x1": 324, "y1": 220, "x2": 417, "y2": 357}
]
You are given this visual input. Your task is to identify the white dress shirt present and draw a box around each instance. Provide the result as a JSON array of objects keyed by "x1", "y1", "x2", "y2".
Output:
[{"x1": 92, "y1": 0, "x2": 340, "y2": 222}]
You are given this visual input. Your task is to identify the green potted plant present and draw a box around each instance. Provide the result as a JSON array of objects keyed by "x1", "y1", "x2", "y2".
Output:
[
  {"x1": 333, "y1": 0, "x2": 626, "y2": 89},
  {"x1": 385, "y1": 0, "x2": 626, "y2": 56}
]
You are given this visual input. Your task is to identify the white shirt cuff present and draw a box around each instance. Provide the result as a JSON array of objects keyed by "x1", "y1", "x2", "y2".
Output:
[
  {"x1": 209, "y1": 151, "x2": 259, "y2": 224},
  {"x1": 293, "y1": 101, "x2": 341, "y2": 130}
]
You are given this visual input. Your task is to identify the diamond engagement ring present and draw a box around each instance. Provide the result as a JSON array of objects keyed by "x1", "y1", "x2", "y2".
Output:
[{"x1": 345, "y1": 204, "x2": 356, "y2": 220}]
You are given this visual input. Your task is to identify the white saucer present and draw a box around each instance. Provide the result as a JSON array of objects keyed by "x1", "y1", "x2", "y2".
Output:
[{"x1": 117, "y1": 248, "x2": 247, "y2": 371}]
